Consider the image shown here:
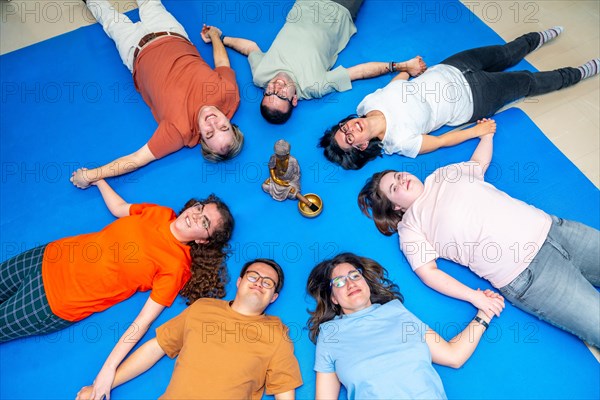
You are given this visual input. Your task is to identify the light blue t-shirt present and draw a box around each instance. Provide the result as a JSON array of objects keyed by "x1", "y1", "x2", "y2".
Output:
[{"x1": 314, "y1": 300, "x2": 447, "y2": 400}]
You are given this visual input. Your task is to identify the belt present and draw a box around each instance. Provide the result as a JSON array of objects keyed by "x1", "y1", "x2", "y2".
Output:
[{"x1": 133, "y1": 31, "x2": 188, "y2": 64}]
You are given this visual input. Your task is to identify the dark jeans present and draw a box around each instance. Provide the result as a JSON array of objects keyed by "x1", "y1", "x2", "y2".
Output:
[
  {"x1": 331, "y1": 0, "x2": 364, "y2": 21},
  {"x1": 441, "y1": 33, "x2": 582, "y2": 122}
]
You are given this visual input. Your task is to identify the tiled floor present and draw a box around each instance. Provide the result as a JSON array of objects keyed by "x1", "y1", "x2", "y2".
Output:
[{"x1": 1, "y1": 0, "x2": 599, "y2": 358}]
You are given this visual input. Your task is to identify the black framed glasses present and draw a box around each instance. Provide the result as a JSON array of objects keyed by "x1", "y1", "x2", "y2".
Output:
[
  {"x1": 191, "y1": 202, "x2": 211, "y2": 239},
  {"x1": 330, "y1": 269, "x2": 363, "y2": 288},
  {"x1": 263, "y1": 90, "x2": 293, "y2": 105},
  {"x1": 245, "y1": 270, "x2": 277, "y2": 289}
]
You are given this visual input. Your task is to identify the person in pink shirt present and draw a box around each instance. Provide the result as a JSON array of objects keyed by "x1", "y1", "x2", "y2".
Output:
[{"x1": 357, "y1": 119, "x2": 599, "y2": 348}]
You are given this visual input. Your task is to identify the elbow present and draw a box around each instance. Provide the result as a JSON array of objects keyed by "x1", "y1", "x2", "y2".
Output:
[{"x1": 447, "y1": 357, "x2": 466, "y2": 369}]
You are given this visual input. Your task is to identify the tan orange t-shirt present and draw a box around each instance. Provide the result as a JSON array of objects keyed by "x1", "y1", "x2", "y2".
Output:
[
  {"x1": 42, "y1": 204, "x2": 191, "y2": 321},
  {"x1": 156, "y1": 299, "x2": 303, "y2": 399},
  {"x1": 133, "y1": 37, "x2": 240, "y2": 159}
]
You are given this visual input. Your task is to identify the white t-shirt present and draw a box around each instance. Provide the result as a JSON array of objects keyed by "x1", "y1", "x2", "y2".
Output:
[
  {"x1": 357, "y1": 64, "x2": 474, "y2": 158},
  {"x1": 398, "y1": 162, "x2": 552, "y2": 288}
]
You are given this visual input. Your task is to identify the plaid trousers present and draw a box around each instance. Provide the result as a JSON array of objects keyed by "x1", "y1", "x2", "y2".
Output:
[{"x1": 0, "y1": 245, "x2": 72, "y2": 342}]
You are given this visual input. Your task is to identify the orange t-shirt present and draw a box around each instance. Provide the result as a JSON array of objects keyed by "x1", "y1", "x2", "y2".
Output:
[
  {"x1": 156, "y1": 299, "x2": 303, "y2": 399},
  {"x1": 42, "y1": 204, "x2": 191, "y2": 322},
  {"x1": 132, "y1": 36, "x2": 240, "y2": 159}
]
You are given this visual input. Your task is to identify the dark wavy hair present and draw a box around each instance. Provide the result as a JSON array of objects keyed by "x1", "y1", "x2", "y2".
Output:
[
  {"x1": 358, "y1": 170, "x2": 405, "y2": 236},
  {"x1": 178, "y1": 194, "x2": 234, "y2": 304},
  {"x1": 260, "y1": 102, "x2": 293, "y2": 124},
  {"x1": 306, "y1": 253, "x2": 403, "y2": 343},
  {"x1": 318, "y1": 114, "x2": 382, "y2": 170},
  {"x1": 239, "y1": 258, "x2": 285, "y2": 293}
]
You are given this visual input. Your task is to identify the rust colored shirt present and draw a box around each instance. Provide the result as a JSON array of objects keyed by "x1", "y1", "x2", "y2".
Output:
[{"x1": 133, "y1": 37, "x2": 240, "y2": 159}]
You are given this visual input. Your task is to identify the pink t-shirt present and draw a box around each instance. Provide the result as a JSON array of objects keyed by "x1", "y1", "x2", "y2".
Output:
[{"x1": 398, "y1": 162, "x2": 552, "y2": 288}]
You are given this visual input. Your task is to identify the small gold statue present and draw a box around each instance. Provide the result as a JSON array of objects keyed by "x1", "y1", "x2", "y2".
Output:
[{"x1": 262, "y1": 139, "x2": 320, "y2": 213}]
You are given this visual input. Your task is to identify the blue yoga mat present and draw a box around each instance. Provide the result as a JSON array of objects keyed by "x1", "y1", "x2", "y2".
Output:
[{"x1": 1, "y1": 1, "x2": 598, "y2": 399}]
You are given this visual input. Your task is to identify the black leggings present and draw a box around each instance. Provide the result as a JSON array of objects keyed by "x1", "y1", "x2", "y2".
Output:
[{"x1": 441, "y1": 32, "x2": 581, "y2": 121}]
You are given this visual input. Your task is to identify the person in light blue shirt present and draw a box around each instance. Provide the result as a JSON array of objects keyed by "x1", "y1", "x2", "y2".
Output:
[{"x1": 307, "y1": 253, "x2": 502, "y2": 399}]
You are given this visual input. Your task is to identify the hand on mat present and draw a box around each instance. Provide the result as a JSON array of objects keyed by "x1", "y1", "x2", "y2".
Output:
[
  {"x1": 474, "y1": 118, "x2": 496, "y2": 138},
  {"x1": 471, "y1": 288, "x2": 505, "y2": 319},
  {"x1": 71, "y1": 168, "x2": 93, "y2": 189},
  {"x1": 201, "y1": 24, "x2": 222, "y2": 43}
]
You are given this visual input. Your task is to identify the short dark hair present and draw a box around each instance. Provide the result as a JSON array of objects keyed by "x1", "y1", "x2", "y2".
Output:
[
  {"x1": 318, "y1": 114, "x2": 382, "y2": 170},
  {"x1": 239, "y1": 258, "x2": 285, "y2": 293},
  {"x1": 260, "y1": 102, "x2": 293, "y2": 125}
]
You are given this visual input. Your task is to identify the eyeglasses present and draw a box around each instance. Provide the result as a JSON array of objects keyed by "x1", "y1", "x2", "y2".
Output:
[
  {"x1": 263, "y1": 90, "x2": 293, "y2": 105},
  {"x1": 191, "y1": 202, "x2": 211, "y2": 239},
  {"x1": 330, "y1": 269, "x2": 363, "y2": 288},
  {"x1": 245, "y1": 270, "x2": 277, "y2": 290},
  {"x1": 337, "y1": 122, "x2": 366, "y2": 151}
]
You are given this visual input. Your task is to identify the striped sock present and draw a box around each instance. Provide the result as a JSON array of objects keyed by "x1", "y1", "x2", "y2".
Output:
[
  {"x1": 578, "y1": 58, "x2": 600, "y2": 80},
  {"x1": 535, "y1": 26, "x2": 564, "y2": 50}
]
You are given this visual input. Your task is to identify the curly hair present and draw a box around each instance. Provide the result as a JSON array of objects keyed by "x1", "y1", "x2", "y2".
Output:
[
  {"x1": 178, "y1": 194, "x2": 234, "y2": 304},
  {"x1": 306, "y1": 253, "x2": 403, "y2": 343},
  {"x1": 201, "y1": 124, "x2": 245, "y2": 162},
  {"x1": 358, "y1": 170, "x2": 405, "y2": 236},
  {"x1": 318, "y1": 114, "x2": 382, "y2": 170}
]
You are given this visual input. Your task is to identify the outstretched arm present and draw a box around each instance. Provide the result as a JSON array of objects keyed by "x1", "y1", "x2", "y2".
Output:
[
  {"x1": 347, "y1": 56, "x2": 427, "y2": 81},
  {"x1": 315, "y1": 372, "x2": 341, "y2": 400},
  {"x1": 414, "y1": 260, "x2": 505, "y2": 319},
  {"x1": 470, "y1": 129, "x2": 494, "y2": 174},
  {"x1": 425, "y1": 303, "x2": 496, "y2": 368},
  {"x1": 200, "y1": 24, "x2": 230, "y2": 68},
  {"x1": 78, "y1": 298, "x2": 165, "y2": 400},
  {"x1": 71, "y1": 144, "x2": 156, "y2": 189},
  {"x1": 93, "y1": 179, "x2": 131, "y2": 218},
  {"x1": 419, "y1": 118, "x2": 496, "y2": 155},
  {"x1": 77, "y1": 298, "x2": 165, "y2": 400},
  {"x1": 223, "y1": 36, "x2": 261, "y2": 56},
  {"x1": 205, "y1": 27, "x2": 260, "y2": 57}
]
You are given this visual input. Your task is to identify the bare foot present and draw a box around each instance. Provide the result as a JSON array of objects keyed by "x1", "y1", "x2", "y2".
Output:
[
  {"x1": 405, "y1": 56, "x2": 427, "y2": 77},
  {"x1": 474, "y1": 118, "x2": 496, "y2": 137}
]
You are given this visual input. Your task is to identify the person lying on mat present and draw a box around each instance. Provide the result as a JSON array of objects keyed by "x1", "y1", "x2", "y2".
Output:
[
  {"x1": 358, "y1": 129, "x2": 600, "y2": 347},
  {"x1": 71, "y1": 0, "x2": 243, "y2": 189},
  {"x1": 307, "y1": 253, "x2": 498, "y2": 399},
  {"x1": 214, "y1": 0, "x2": 426, "y2": 124},
  {"x1": 76, "y1": 258, "x2": 303, "y2": 400},
  {"x1": 319, "y1": 26, "x2": 600, "y2": 169},
  {"x1": 0, "y1": 179, "x2": 234, "y2": 399}
]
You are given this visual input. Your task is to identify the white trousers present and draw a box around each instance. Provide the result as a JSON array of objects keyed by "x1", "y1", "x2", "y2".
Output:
[{"x1": 87, "y1": 0, "x2": 189, "y2": 72}]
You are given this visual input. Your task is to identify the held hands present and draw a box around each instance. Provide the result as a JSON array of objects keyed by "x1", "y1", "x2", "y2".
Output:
[
  {"x1": 75, "y1": 385, "x2": 108, "y2": 400},
  {"x1": 200, "y1": 24, "x2": 222, "y2": 44},
  {"x1": 470, "y1": 288, "x2": 505, "y2": 319},
  {"x1": 75, "y1": 367, "x2": 115, "y2": 400},
  {"x1": 474, "y1": 118, "x2": 496, "y2": 139},
  {"x1": 71, "y1": 168, "x2": 97, "y2": 189}
]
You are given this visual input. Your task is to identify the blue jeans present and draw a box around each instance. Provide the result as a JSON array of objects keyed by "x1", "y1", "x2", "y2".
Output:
[
  {"x1": 499, "y1": 216, "x2": 600, "y2": 347},
  {"x1": 441, "y1": 33, "x2": 582, "y2": 122}
]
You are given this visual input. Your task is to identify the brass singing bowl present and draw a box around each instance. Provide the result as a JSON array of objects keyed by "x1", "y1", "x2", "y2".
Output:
[{"x1": 298, "y1": 193, "x2": 323, "y2": 218}]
